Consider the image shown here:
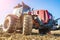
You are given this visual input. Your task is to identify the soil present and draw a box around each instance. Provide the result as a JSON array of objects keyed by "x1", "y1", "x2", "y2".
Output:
[{"x1": 0, "y1": 29, "x2": 60, "y2": 40}]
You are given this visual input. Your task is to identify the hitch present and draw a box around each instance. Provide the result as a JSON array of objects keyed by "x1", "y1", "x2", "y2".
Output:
[
  {"x1": 51, "y1": 18, "x2": 60, "y2": 30},
  {"x1": 55, "y1": 18, "x2": 60, "y2": 21}
]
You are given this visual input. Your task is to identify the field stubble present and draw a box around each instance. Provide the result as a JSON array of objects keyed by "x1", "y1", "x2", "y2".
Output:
[{"x1": 0, "y1": 28, "x2": 60, "y2": 40}]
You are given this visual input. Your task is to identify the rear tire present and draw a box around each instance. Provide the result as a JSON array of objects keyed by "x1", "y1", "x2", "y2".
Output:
[
  {"x1": 22, "y1": 15, "x2": 33, "y2": 35},
  {"x1": 2, "y1": 15, "x2": 17, "y2": 33}
]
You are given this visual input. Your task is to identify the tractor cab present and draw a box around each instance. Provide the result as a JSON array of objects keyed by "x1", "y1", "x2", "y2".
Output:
[{"x1": 13, "y1": 2, "x2": 31, "y2": 17}]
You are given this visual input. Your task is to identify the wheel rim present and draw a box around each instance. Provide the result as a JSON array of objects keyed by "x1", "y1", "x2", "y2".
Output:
[
  {"x1": 4, "y1": 19, "x2": 9, "y2": 29},
  {"x1": 2, "y1": 16, "x2": 11, "y2": 32}
]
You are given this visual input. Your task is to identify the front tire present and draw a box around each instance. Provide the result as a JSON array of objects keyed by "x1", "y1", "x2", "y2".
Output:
[{"x1": 39, "y1": 28, "x2": 51, "y2": 34}]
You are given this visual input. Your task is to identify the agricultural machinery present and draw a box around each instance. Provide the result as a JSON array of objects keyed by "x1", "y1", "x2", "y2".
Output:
[{"x1": 2, "y1": 2, "x2": 60, "y2": 35}]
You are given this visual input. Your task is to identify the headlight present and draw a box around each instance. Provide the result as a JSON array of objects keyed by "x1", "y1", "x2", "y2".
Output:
[{"x1": 34, "y1": 17, "x2": 37, "y2": 19}]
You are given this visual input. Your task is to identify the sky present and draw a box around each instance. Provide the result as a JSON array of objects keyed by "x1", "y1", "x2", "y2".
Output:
[{"x1": 0, "y1": 0, "x2": 60, "y2": 24}]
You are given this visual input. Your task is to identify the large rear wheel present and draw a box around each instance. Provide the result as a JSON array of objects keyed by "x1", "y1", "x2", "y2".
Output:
[
  {"x1": 2, "y1": 15, "x2": 17, "y2": 33},
  {"x1": 22, "y1": 14, "x2": 33, "y2": 35}
]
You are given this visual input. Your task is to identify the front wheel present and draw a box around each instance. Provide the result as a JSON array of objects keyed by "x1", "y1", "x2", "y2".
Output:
[{"x1": 39, "y1": 28, "x2": 51, "y2": 34}]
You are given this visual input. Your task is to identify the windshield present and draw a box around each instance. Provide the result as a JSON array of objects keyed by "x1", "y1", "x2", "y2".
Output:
[
  {"x1": 22, "y1": 8, "x2": 30, "y2": 14},
  {"x1": 13, "y1": 7, "x2": 30, "y2": 14},
  {"x1": 13, "y1": 7, "x2": 23, "y2": 17}
]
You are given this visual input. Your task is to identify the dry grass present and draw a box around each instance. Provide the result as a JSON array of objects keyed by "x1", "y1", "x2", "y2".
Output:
[{"x1": 0, "y1": 29, "x2": 60, "y2": 40}]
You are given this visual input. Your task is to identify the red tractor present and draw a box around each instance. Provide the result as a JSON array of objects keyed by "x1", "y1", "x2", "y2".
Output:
[{"x1": 2, "y1": 2, "x2": 60, "y2": 35}]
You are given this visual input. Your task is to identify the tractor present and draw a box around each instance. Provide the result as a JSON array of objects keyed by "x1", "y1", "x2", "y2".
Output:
[{"x1": 2, "y1": 2, "x2": 60, "y2": 35}]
